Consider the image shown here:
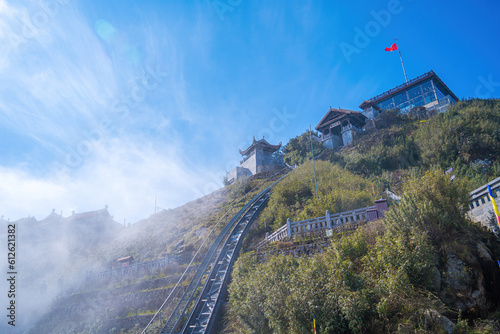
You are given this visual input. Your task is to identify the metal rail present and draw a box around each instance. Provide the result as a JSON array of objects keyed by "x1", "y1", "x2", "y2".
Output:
[
  {"x1": 158, "y1": 196, "x2": 260, "y2": 333},
  {"x1": 140, "y1": 169, "x2": 289, "y2": 334},
  {"x1": 181, "y1": 191, "x2": 270, "y2": 334},
  {"x1": 155, "y1": 172, "x2": 288, "y2": 334}
]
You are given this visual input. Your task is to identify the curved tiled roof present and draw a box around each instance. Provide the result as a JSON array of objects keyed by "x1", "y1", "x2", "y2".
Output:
[
  {"x1": 315, "y1": 107, "x2": 367, "y2": 131},
  {"x1": 239, "y1": 136, "x2": 281, "y2": 156}
]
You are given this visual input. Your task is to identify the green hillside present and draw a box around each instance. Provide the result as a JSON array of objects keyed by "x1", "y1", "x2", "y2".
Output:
[
  {"x1": 28, "y1": 99, "x2": 500, "y2": 333},
  {"x1": 223, "y1": 99, "x2": 500, "y2": 334},
  {"x1": 261, "y1": 99, "x2": 500, "y2": 231}
]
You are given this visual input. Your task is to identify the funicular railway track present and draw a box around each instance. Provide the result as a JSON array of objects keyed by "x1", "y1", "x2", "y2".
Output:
[
  {"x1": 142, "y1": 171, "x2": 289, "y2": 334},
  {"x1": 158, "y1": 189, "x2": 270, "y2": 334},
  {"x1": 181, "y1": 190, "x2": 269, "y2": 334}
]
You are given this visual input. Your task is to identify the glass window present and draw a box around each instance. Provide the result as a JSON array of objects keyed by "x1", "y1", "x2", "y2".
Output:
[
  {"x1": 412, "y1": 96, "x2": 424, "y2": 107},
  {"x1": 421, "y1": 80, "x2": 433, "y2": 93},
  {"x1": 435, "y1": 86, "x2": 445, "y2": 99},
  {"x1": 399, "y1": 102, "x2": 410, "y2": 113},
  {"x1": 393, "y1": 92, "x2": 408, "y2": 105},
  {"x1": 424, "y1": 92, "x2": 436, "y2": 104},
  {"x1": 407, "y1": 85, "x2": 423, "y2": 99},
  {"x1": 378, "y1": 98, "x2": 394, "y2": 110}
]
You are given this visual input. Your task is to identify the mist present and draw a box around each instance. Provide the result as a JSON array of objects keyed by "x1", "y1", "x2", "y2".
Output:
[{"x1": 0, "y1": 138, "x2": 223, "y2": 224}]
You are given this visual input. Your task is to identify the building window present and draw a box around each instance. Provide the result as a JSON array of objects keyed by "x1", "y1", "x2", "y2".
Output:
[
  {"x1": 378, "y1": 99, "x2": 395, "y2": 110},
  {"x1": 424, "y1": 92, "x2": 436, "y2": 104},
  {"x1": 421, "y1": 81, "x2": 433, "y2": 93},
  {"x1": 399, "y1": 102, "x2": 410, "y2": 113},
  {"x1": 412, "y1": 96, "x2": 425, "y2": 107},
  {"x1": 407, "y1": 85, "x2": 423, "y2": 100},
  {"x1": 435, "y1": 87, "x2": 445, "y2": 99},
  {"x1": 393, "y1": 92, "x2": 408, "y2": 106}
]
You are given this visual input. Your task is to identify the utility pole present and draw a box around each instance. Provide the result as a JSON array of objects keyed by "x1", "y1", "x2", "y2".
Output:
[{"x1": 309, "y1": 125, "x2": 319, "y2": 199}]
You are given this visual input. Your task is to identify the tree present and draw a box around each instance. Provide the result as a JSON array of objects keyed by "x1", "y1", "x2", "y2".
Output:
[{"x1": 283, "y1": 130, "x2": 325, "y2": 166}]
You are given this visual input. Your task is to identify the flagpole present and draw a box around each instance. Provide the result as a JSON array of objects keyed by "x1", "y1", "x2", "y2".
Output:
[
  {"x1": 399, "y1": 49, "x2": 408, "y2": 83},
  {"x1": 394, "y1": 37, "x2": 408, "y2": 83}
]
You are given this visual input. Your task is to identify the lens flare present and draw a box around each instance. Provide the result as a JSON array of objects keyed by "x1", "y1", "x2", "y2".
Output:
[{"x1": 94, "y1": 19, "x2": 116, "y2": 42}]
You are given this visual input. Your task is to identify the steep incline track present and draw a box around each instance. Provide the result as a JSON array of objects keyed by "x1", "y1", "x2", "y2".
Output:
[
  {"x1": 180, "y1": 191, "x2": 269, "y2": 334},
  {"x1": 152, "y1": 173, "x2": 287, "y2": 334}
]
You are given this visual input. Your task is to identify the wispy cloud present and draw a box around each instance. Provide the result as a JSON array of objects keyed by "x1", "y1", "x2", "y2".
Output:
[
  {"x1": 0, "y1": 0, "x2": 117, "y2": 148},
  {"x1": 0, "y1": 1, "x2": 225, "y2": 223},
  {"x1": 1, "y1": 138, "x2": 222, "y2": 223}
]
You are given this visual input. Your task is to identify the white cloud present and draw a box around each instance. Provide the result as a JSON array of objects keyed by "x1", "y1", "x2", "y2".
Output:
[
  {"x1": 0, "y1": 0, "x2": 118, "y2": 149},
  {"x1": 0, "y1": 1, "x2": 226, "y2": 224},
  {"x1": 0, "y1": 138, "x2": 222, "y2": 224}
]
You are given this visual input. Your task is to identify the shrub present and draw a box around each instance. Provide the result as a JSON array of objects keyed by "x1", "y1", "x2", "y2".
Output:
[
  {"x1": 262, "y1": 160, "x2": 373, "y2": 229},
  {"x1": 283, "y1": 130, "x2": 324, "y2": 166},
  {"x1": 384, "y1": 170, "x2": 471, "y2": 241}
]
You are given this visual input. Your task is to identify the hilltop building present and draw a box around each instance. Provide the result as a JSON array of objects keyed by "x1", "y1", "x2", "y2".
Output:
[
  {"x1": 66, "y1": 206, "x2": 121, "y2": 242},
  {"x1": 315, "y1": 108, "x2": 367, "y2": 148},
  {"x1": 67, "y1": 206, "x2": 116, "y2": 227},
  {"x1": 359, "y1": 70, "x2": 458, "y2": 119},
  {"x1": 1, "y1": 206, "x2": 121, "y2": 239},
  {"x1": 39, "y1": 209, "x2": 64, "y2": 225},
  {"x1": 227, "y1": 137, "x2": 283, "y2": 183},
  {"x1": 315, "y1": 70, "x2": 457, "y2": 149}
]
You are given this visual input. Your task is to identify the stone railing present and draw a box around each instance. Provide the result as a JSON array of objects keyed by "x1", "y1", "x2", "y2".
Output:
[
  {"x1": 265, "y1": 224, "x2": 288, "y2": 243},
  {"x1": 469, "y1": 176, "x2": 500, "y2": 225},
  {"x1": 259, "y1": 176, "x2": 500, "y2": 248},
  {"x1": 258, "y1": 199, "x2": 387, "y2": 247}
]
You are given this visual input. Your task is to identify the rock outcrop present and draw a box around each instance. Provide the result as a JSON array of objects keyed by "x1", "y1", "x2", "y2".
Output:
[{"x1": 437, "y1": 240, "x2": 500, "y2": 319}]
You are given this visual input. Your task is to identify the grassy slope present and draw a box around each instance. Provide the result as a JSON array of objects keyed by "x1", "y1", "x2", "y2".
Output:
[{"x1": 224, "y1": 99, "x2": 500, "y2": 334}]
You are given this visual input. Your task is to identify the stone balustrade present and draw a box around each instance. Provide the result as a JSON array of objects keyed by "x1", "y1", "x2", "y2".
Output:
[
  {"x1": 258, "y1": 176, "x2": 500, "y2": 249},
  {"x1": 469, "y1": 176, "x2": 500, "y2": 226},
  {"x1": 259, "y1": 199, "x2": 387, "y2": 246},
  {"x1": 265, "y1": 225, "x2": 288, "y2": 243}
]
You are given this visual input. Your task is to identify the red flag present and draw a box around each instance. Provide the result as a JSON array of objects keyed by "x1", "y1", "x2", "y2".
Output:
[{"x1": 385, "y1": 42, "x2": 398, "y2": 51}]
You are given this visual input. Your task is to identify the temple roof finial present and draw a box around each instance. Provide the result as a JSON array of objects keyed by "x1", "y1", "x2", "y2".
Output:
[{"x1": 239, "y1": 137, "x2": 282, "y2": 156}]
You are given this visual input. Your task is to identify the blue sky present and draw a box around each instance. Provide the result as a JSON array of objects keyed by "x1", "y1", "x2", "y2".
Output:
[{"x1": 0, "y1": 0, "x2": 499, "y2": 223}]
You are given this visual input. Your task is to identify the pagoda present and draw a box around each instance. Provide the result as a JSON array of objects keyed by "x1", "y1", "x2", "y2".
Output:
[{"x1": 227, "y1": 137, "x2": 283, "y2": 183}]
